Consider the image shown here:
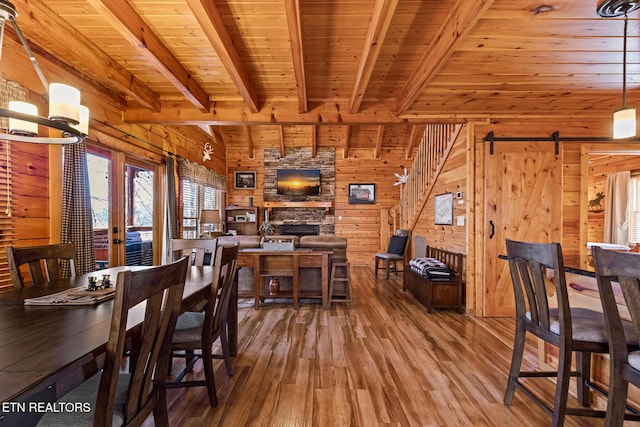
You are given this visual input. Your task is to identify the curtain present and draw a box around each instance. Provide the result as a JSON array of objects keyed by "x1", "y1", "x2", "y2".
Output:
[
  {"x1": 163, "y1": 156, "x2": 178, "y2": 264},
  {"x1": 61, "y1": 142, "x2": 95, "y2": 275},
  {"x1": 604, "y1": 171, "x2": 631, "y2": 245},
  {"x1": 177, "y1": 157, "x2": 227, "y2": 190}
]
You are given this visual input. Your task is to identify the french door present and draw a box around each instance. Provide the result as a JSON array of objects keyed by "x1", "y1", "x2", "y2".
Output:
[{"x1": 87, "y1": 146, "x2": 161, "y2": 267}]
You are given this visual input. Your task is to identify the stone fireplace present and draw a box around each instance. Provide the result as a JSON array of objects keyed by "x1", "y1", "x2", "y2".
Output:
[{"x1": 264, "y1": 147, "x2": 335, "y2": 235}]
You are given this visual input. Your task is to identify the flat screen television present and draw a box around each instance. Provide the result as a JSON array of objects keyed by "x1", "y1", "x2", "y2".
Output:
[{"x1": 276, "y1": 169, "x2": 321, "y2": 196}]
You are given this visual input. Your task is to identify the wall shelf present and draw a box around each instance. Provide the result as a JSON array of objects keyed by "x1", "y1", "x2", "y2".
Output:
[{"x1": 263, "y1": 201, "x2": 333, "y2": 213}]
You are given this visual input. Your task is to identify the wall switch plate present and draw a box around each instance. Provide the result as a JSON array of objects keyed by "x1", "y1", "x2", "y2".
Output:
[{"x1": 457, "y1": 215, "x2": 465, "y2": 226}]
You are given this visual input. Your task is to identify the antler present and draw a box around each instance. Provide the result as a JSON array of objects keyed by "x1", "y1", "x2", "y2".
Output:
[{"x1": 202, "y1": 142, "x2": 214, "y2": 162}]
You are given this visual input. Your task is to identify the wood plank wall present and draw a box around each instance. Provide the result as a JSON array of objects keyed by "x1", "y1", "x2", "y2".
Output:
[{"x1": 225, "y1": 125, "x2": 415, "y2": 267}]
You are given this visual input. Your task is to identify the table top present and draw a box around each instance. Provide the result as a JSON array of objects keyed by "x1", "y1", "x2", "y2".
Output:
[{"x1": 0, "y1": 265, "x2": 214, "y2": 403}]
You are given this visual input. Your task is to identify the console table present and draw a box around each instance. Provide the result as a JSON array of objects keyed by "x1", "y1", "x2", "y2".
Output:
[{"x1": 239, "y1": 248, "x2": 331, "y2": 309}]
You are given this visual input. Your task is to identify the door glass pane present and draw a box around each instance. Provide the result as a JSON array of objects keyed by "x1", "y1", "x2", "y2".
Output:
[
  {"x1": 125, "y1": 164, "x2": 154, "y2": 266},
  {"x1": 87, "y1": 153, "x2": 110, "y2": 269}
]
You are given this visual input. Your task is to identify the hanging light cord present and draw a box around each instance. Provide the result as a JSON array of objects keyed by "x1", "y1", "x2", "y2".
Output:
[{"x1": 623, "y1": 11, "x2": 629, "y2": 108}]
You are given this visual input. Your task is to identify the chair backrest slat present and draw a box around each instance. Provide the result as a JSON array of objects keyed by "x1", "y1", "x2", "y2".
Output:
[
  {"x1": 205, "y1": 244, "x2": 239, "y2": 344},
  {"x1": 6, "y1": 243, "x2": 77, "y2": 289}
]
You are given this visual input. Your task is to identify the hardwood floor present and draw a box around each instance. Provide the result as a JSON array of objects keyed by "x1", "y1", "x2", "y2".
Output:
[{"x1": 157, "y1": 266, "x2": 605, "y2": 426}]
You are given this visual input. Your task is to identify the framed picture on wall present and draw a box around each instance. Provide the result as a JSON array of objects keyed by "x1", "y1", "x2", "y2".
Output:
[
  {"x1": 348, "y1": 183, "x2": 376, "y2": 204},
  {"x1": 434, "y1": 192, "x2": 454, "y2": 225},
  {"x1": 234, "y1": 171, "x2": 256, "y2": 189}
]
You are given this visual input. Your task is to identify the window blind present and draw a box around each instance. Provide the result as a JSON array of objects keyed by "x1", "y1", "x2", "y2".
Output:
[
  {"x1": 0, "y1": 79, "x2": 21, "y2": 289},
  {"x1": 630, "y1": 177, "x2": 640, "y2": 244}
]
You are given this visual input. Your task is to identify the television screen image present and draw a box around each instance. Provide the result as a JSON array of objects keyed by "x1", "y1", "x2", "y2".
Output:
[{"x1": 276, "y1": 169, "x2": 321, "y2": 196}]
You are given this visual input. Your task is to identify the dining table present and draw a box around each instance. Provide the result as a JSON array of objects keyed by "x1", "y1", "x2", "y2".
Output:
[{"x1": 0, "y1": 265, "x2": 238, "y2": 408}]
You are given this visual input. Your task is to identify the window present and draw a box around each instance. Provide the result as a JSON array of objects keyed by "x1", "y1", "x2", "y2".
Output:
[
  {"x1": 178, "y1": 158, "x2": 226, "y2": 239},
  {"x1": 181, "y1": 180, "x2": 221, "y2": 238}
]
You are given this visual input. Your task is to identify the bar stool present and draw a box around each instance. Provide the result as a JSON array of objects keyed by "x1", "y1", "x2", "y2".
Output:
[{"x1": 329, "y1": 260, "x2": 351, "y2": 307}]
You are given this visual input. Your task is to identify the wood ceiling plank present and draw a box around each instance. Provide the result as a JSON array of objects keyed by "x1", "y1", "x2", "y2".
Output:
[
  {"x1": 86, "y1": 0, "x2": 210, "y2": 112},
  {"x1": 10, "y1": 0, "x2": 160, "y2": 111},
  {"x1": 396, "y1": 0, "x2": 494, "y2": 114}
]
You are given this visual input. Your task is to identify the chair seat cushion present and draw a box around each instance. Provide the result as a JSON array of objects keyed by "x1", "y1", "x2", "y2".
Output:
[
  {"x1": 173, "y1": 311, "x2": 206, "y2": 344},
  {"x1": 375, "y1": 253, "x2": 404, "y2": 260},
  {"x1": 387, "y1": 235, "x2": 408, "y2": 255},
  {"x1": 37, "y1": 372, "x2": 128, "y2": 426},
  {"x1": 527, "y1": 307, "x2": 638, "y2": 345},
  {"x1": 409, "y1": 257, "x2": 452, "y2": 279},
  {"x1": 628, "y1": 351, "x2": 640, "y2": 370}
]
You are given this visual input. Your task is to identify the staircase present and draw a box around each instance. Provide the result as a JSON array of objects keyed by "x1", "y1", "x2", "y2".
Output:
[{"x1": 380, "y1": 123, "x2": 463, "y2": 248}]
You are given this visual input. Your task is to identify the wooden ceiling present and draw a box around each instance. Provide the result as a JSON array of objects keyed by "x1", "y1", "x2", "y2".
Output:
[{"x1": 0, "y1": 0, "x2": 636, "y2": 156}]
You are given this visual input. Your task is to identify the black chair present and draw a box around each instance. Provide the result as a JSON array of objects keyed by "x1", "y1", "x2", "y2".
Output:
[
  {"x1": 6, "y1": 243, "x2": 77, "y2": 289},
  {"x1": 592, "y1": 246, "x2": 640, "y2": 427},
  {"x1": 374, "y1": 229, "x2": 410, "y2": 279},
  {"x1": 503, "y1": 239, "x2": 637, "y2": 427},
  {"x1": 168, "y1": 243, "x2": 239, "y2": 407},
  {"x1": 37, "y1": 256, "x2": 189, "y2": 427}
]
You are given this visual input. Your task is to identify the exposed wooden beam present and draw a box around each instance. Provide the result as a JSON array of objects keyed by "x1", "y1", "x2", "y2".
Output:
[
  {"x1": 374, "y1": 125, "x2": 384, "y2": 159},
  {"x1": 396, "y1": 0, "x2": 494, "y2": 114},
  {"x1": 406, "y1": 125, "x2": 423, "y2": 159},
  {"x1": 284, "y1": 0, "x2": 307, "y2": 113},
  {"x1": 278, "y1": 126, "x2": 285, "y2": 157},
  {"x1": 349, "y1": 0, "x2": 398, "y2": 114},
  {"x1": 86, "y1": 0, "x2": 210, "y2": 112},
  {"x1": 10, "y1": 0, "x2": 160, "y2": 111},
  {"x1": 311, "y1": 125, "x2": 317, "y2": 158},
  {"x1": 243, "y1": 126, "x2": 254, "y2": 159},
  {"x1": 125, "y1": 100, "x2": 438, "y2": 125},
  {"x1": 186, "y1": 0, "x2": 259, "y2": 113},
  {"x1": 343, "y1": 125, "x2": 351, "y2": 159}
]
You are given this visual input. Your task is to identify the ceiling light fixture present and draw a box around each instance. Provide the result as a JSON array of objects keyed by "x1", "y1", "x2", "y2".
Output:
[
  {"x1": 0, "y1": 0, "x2": 88, "y2": 144},
  {"x1": 598, "y1": 0, "x2": 640, "y2": 139}
]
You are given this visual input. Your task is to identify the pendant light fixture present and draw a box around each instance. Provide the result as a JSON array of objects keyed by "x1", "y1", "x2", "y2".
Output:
[
  {"x1": 0, "y1": 0, "x2": 88, "y2": 144},
  {"x1": 598, "y1": 0, "x2": 640, "y2": 139}
]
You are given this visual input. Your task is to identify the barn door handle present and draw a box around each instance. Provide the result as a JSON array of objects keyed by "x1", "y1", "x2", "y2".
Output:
[{"x1": 489, "y1": 220, "x2": 495, "y2": 239}]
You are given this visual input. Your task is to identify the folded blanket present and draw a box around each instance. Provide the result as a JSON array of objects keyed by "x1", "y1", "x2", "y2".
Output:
[{"x1": 410, "y1": 257, "x2": 452, "y2": 279}]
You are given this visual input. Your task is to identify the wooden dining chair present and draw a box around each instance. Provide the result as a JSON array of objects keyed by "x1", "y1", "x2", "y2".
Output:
[
  {"x1": 168, "y1": 243, "x2": 239, "y2": 407},
  {"x1": 592, "y1": 246, "x2": 640, "y2": 426},
  {"x1": 374, "y1": 229, "x2": 411, "y2": 279},
  {"x1": 36, "y1": 255, "x2": 189, "y2": 427},
  {"x1": 6, "y1": 242, "x2": 77, "y2": 289},
  {"x1": 169, "y1": 238, "x2": 218, "y2": 266},
  {"x1": 503, "y1": 239, "x2": 638, "y2": 427}
]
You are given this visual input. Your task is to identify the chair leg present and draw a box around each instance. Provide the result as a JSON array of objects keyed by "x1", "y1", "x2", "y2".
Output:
[
  {"x1": 202, "y1": 343, "x2": 218, "y2": 407},
  {"x1": 605, "y1": 365, "x2": 629, "y2": 427},
  {"x1": 504, "y1": 320, "x2": 526, "y2": 405},
  {"x1": 551, "y1": 346, "x2": 572, "y2": 427},
  {"x1": 386, "y1": 260, "x2": 390, "y2": 280},
  {"x1": 576, "y1": 351, "x2": 591, "y2": 407},
  {"x1": 220, "y1": 323, "x2": 234, "y2": 376},
  {"x1": 374, "y1": 257, "x2": 379, "y2": 277}
]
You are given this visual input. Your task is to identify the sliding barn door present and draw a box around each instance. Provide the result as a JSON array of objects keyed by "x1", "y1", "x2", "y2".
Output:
[{"x1": 484, "y1": 141, "x2": 562, "y2": 317}]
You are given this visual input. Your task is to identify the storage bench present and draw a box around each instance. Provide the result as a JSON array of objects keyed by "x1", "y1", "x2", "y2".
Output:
[{"x1": 403, "y1": 246, "x2": 464, "y2": 313}]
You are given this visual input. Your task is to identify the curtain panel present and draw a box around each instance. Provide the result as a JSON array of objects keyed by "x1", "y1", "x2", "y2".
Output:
[
  {"x1": 604, "y1": 171, "x2": 631, "y2": 246},
  {"x1": 61, "y1": 142, "x2": 95, "y2": 275}
]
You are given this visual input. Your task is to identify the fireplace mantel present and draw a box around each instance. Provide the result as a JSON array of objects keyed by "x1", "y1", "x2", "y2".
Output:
[{"x1": 264, "y1": 201, "x2": 333, "y2": 213}]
